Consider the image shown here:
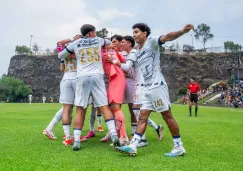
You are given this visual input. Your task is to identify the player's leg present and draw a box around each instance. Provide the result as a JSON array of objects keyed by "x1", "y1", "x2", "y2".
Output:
[
  {"x1": 43, "y1": 107, "x2": 63, "y2": 140},
  {"x1": 59, "y1": 79, "x2": 75, "y2": 146},
  {"x1": 82, "y1": 105, "x2": 96, "y2": 141},
  {"x1": 116, "y1": 109, "x2": 151, "y2": 155},
  {"x1": 189, "y1": 94, "x2": 193, "y2": 117},
  {"x1": 97, "y1": 108, "x2": 104, "y2": 132},
  {"x1": 72, "y1": 76, "x2": 90, "y2": 151},
  {"x1": 92, "y1": 75, "x2": 120, "y2": 146},
  {"x1": 194, "y1": 94, "x2": 199, "y2": 117}
]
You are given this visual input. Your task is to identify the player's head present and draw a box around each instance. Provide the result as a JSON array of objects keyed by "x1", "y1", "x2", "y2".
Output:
[
  {"x1": 132, "y1": 23, "x2": 151, "y2": 44},
  {"x1": 80, "y1": 24, "x2": 96, "y2": 37},
  {"x1": 190, "y1": 77, "x2": 196, "y2": 83},
  {"x1": 111, "y1": 34, "x2": 123, "y2": 51},
  {"x1": 121, "y1": 35, "x2": 135, "y2": 51}
]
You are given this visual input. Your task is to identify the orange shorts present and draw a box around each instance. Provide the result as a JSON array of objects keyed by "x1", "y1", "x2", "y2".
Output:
[{"x1": 107, "y1": 75, "x2": 126, "y2": 104}]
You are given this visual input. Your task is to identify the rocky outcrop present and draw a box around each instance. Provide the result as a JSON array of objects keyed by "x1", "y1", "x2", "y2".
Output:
[{"x1": 8, "y1": 53, "x2": 243, "y2": 102}]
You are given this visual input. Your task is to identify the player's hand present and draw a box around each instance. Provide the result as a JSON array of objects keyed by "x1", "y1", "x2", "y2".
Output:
[
  {"x1": 105, "y1": 55, "x2": 113, "y2": 63},
  {"x1": 183, "y1": 24, "x2": 194, "y2": 33}
]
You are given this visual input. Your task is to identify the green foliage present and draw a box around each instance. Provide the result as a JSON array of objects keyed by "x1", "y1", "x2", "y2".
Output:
[
  {"x1": 224, "y1": 41, "x2": 242, "y2": 52},
  {"x1": 15, "y1": 45, "x2": 31, "y2": 55},
  {"x1": 194, "y1": 23, "x2": 214, "y2": 50},
  {"x1": 96, "y1": 28, "x2": 108, "y2": 38},
  {"x1": 178, "y1": 87, "x2": 187, "y2": 95},
  {"x1": 32, "y1": 43, "x2": 39, "y2": 55},
  {"x1": 0, "y1": 76, "x2": 32, "y2": 101}
]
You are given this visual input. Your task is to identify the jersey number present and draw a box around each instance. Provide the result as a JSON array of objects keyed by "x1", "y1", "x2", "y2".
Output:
[
  {"x1": 78, "y1": 47, "x2": 100, "y2": 64},
  {"x1": 154, "y1": 99, "x2": 164, "y2": 107}
]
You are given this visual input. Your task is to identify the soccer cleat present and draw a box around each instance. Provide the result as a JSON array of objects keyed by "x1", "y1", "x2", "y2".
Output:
[
  {"x1": 111, "y1": 135, "x2": 121, "y2": 147},
  {"x1": 115, "y1": 144, "x2": 137, "y2": 156},
  {"x1": 98, "y1": 126, "x2": 104, "y2": 132},
  {"x1": 129, "y1": 134, "x2": 134, "y2": 141},
  {"x1": 156, "y1": 125, "x2": 163, "y2": 141},
  {"x1": 63, "y1": 134, "x2": 74, "y2": 140},
  {"x1": 164, "y1": 145, "x2": 186, "y2": 157},
  {"x1": 100, "y1": 132, "x2": 111, "y2": 142},
  {"x1": 43, "y1": 129, "x2": 57, "y2": 140},
  {"x1": 62, "y1": 138, "x2": 73, "y2": 146},
  {"x1": 72, "y1": 142, "x2": 81, "y2": 151},
  {"x1": 84, "y1": 131, "x2": 95, "y2": 139},
  {"x1": 137, "y1": 139, "x2": 148, "y2": 148}
]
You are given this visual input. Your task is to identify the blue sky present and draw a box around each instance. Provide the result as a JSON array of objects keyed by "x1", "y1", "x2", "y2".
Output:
[{"x1": 1, "y1": 0, "x2": 243, "y2": 76}]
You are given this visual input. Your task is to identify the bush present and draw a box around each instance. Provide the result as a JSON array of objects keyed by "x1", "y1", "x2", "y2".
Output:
[{"x1": 178, "y1": 87, "x2": 187, "y2": 95}]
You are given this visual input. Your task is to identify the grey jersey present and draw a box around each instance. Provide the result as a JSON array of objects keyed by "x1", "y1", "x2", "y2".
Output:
[{"x1": 134, "y1": 36, "x2": 166, "y2": 90}]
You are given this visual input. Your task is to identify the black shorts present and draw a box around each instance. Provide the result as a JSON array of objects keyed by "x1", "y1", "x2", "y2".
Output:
[{"x1": 190, "y1": 94, "x2": 198, "y2": 103}]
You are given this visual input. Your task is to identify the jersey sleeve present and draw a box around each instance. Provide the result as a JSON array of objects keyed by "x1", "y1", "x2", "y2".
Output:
[
  {"x1": 121, "y1": 60, "x2": 133, "y2": 72},
  {"x1": 127, "y1": 49, "x2": 137, "y2": 63},
  {"x1": 99, "y1": 37, "x2": 111, "y2": 46},
  {"x1": 148, "y1": 36, "x2": 165, "y2": 47}
]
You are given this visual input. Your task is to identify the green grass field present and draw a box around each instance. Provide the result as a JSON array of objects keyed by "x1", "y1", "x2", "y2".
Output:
[{"x1": 0, "y1": 103, "x2": 243, "y2": 171}]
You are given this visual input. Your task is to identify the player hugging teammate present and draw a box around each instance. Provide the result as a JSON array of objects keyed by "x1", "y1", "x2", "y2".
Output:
[{"x1": 43, "y1": 22, "x2": 194, "y2": 157}]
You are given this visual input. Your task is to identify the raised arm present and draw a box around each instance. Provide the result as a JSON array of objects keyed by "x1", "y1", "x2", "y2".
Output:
[{"x1": 160, "y1": 24, "x2": 194, "y2": 43}]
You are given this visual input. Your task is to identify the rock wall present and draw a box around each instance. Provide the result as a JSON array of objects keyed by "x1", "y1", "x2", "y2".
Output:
[{"x1": 8, "y1": 53, "x2": 243, "y2": 102}]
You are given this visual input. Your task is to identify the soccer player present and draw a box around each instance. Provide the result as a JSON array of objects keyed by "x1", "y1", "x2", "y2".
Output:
[
  {"x1": 115, "y1": 23, "x2": 194, "y2": 157},
  {"x1": 28, "y1": 94, "x2": 32, "y2": 104},
  {"x1": 106, "y1": 35, "x2": 163, "y2": 147},
  {"x1": 43, "y1": 37, "x2": 77, "y2": 141},
  {"x1": 58, "y1": 24, "x2": 120, "y2": 151},
  {"x1": 43, "y1": 96, "x2": 46, "y2": 103},
  {"x1": 187, "y1": 78, "x2": 201, "y2": 117}
]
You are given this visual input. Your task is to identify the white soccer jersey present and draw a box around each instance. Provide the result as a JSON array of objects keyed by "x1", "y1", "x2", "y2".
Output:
[
  {"x1": 126, "y1": 49, "x2": 141, "y2": 85},
  {"x1": 65, "y1": 37, "x2": 111, "y2": 77},
  {"x1": 28, "y1": 94, "x2": 32, "y2": 99},
  {"x1": 62, "y1": 57, "x2": 77, "y2": 80},
  {"x1": 134, "y1": 36, "x2": 166, "y2": 90}
]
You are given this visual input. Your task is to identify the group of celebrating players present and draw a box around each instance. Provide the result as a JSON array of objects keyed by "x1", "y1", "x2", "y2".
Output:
[{"x1": 43, "y1": 22, "x2": 194, "y2": 157}]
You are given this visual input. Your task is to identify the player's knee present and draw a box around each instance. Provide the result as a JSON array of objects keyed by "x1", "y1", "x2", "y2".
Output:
[{"x1": 161, "y1": 110, "x2": 173, "y2": 120}]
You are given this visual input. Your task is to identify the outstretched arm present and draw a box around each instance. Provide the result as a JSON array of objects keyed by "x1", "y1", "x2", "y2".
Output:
[{"x1": 160, "y1": 24, "x2": 194, "y2": 43}]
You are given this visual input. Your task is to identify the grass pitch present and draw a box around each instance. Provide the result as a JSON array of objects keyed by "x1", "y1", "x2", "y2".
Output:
[{"x1": 0, "y1": 103, "x2": 242, "y2": 171}]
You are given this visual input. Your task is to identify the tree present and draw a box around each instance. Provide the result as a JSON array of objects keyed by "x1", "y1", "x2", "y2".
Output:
[
  {"x1": 183, "y1": 44, "x2": 194, "y2": 54},
  {"x1": 46, "y1": 48, "x2": 51, "y2": 55},
  {"x1": 15, "y1": 45, "x2": 31, "y2": 55},
  {"x1": 0, "y1": 76, "x2": 32, "y2": 102},
  {"x1": 176, "y1": 41, "x2": 180, "y2": 52},
  {"x1": 32, "y1": 43, "x2": 39, "y2": 55},
  {"x1": 169, "y1": 43, "x2": 176, "y2": 53},
  {"x1": 224, "y1": 41, "x2": 241, "y2": 53},
  {"x1": 194, "y1": 23, "x2": 214, "y2": 50},
  {"x1": 96, "y1": 28, "x2": 108, "y2": 38}
]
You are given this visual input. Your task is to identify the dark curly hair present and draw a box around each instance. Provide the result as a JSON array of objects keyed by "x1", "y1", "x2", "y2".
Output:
[
  {"x1": 123, "y1": 35, "x2": 135, "y2": 48},
  {"x1": 111, "y1": 34, "x2": 123, "y2": 42},
  {"x1": 80, "y1": 24, "x2": 96, "y2": 36},
  {"x1": 132, "y1": 23, "x2": 151, "y2": 37}
]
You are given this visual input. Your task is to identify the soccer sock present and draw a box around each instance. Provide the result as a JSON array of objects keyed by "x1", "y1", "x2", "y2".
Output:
[
  {"x1": 132, "y1": 108, "x2": 140, "y2": 122},
  {"x1": 90, "y1": 106, "x2": 96, "y2": 132},
  {"x1": 97, "y1": 114, "x2": 102, "y2": 127},
  {"x1": 131, "y1": 123, "x2": 137, "y2": 135},
  {"x1": 195, "y1": 106, "x2": 198, "y2": 115},
  {"x1": 114, "y1": 109, "x2": 128, "y2": 140},
  {"x1": 130, "y1": 132, "x2": 142, "y2": 147},
  {"x1": 189, "y1": 106, "x2": 192, "y2": 115},
  {"x1": 147, "y1": 118, "x2": 159, "y2": 130},
  {"x1": 173, "y1": 135, "x2": 183, "y2": 148},
  {"x1": 105, "y1": 118, "x2": 117, "y2": 138},
  {"x1": 46, "y1": 107, "x2": 63, "y2": 131},
  {"x1": 141, "y1": 133, "x2": 146, "y2": 140},
  {"x1": 63, "y1": 124, "x2": 70, "y2": 138},
  {"x1": 74, "y1": 128, "x2": 82, "y2": 144}
]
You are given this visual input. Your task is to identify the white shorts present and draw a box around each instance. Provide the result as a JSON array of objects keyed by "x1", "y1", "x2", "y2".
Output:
[
  {"x1": 59, "y1": 79, "x2": 76, "y2": 104},
  {"x1": 133, "y1": 85, "x2": 142, "y2": 105},
  {"x1": 124, "y1": 78, "x2": 136, "y2": 104},
  {"x1": 141, "y1": 84, "x2": 171, "y2": 112},
  {"x1": 75, "y1": 75, "x2": 108, "y2": 109}
]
